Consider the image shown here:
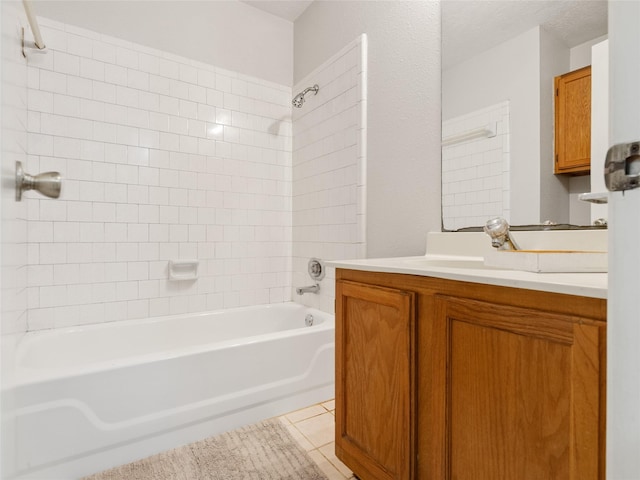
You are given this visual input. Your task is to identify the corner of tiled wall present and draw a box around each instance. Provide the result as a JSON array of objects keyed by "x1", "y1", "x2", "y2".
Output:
[
  {"x1": 292, "y1": 35, "x2": 367, "y2": 314},
  {"x1": 2, "y1": 5, "x2": 30, "y2": 478},
  {"x1": 24, "y1": 17, "x2": 293, "y2": 330},
  {"x1": 2, "y1": 1, "x2": 29, "y2": 336}
]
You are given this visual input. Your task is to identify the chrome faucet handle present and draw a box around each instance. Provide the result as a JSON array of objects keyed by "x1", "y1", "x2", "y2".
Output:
[
  {"x1": 484, "y1": 217, "x2": 520, "y2": 250},
  {"x1": 16, "y1": 161, "x2": 61, "y2": 201},
  {"x1": 308, "y1": 258, "x2": 325, "y2": 281}
]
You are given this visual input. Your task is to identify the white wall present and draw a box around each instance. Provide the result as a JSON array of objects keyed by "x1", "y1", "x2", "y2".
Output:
[
  {"x1": 24, "y1": 17, "x2": 293, "y2": 330},
  {"x1": 31, "y1": 0, "x2": 293, "y2": 86},
  {"x1": 570, "y1": 34, "x2": 608, "y2": 71},
  {"x1": 539, "y1": 27, "x2": 572, "y2": 224},
  {"x1": 294, "y1": 1, "x2": 441, "y2": 258},
  {"x1": 568, "y1": 175, "x2": 591, "y2": 224}
]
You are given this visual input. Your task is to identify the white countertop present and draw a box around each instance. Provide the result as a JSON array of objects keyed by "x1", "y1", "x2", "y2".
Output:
[{"x1": 328, "y1": 254, "x2": 607, "y2": 299}]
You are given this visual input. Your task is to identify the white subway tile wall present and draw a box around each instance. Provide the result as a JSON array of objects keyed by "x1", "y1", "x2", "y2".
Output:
[
  {"x1": 442, "y1": 101, "x2": 510, "y2": 230},
  {"x1": 292, "y1": 36, "x2": 367, "y2": 313},
  {"x1": 24, "y1": 17, "x2": 293, "y2": 330},
  {"x1": 2, "y1": 2, "x2": 29, "y2": 334}
]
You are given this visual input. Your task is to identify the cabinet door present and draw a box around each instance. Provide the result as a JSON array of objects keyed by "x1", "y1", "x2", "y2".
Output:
[
  {"x1": 335, "y1": 280, "x2": 416, "y2": 480},
  {"x1": 431, "y1": 295, "x2": 604, "y2": 480},
  {"x1": 555, "y1": 66, "x2": 592, "y2": 174}
]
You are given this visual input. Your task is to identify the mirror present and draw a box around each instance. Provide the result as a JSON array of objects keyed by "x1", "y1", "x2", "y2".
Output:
[{"x1": 441, "y1": 0, "x2": 608, "y2": 231}]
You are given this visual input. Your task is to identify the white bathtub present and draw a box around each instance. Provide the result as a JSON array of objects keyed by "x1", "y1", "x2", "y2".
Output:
[{"x1": 8, "y1": 303, "x2": 335, "y2": 479}]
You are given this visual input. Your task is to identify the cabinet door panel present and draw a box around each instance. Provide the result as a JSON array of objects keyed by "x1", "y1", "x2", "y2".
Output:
[
  {"x1": 336, "y1": 280, "x2": 415, "y2": 480},
  {"x1": 555, "y1": 66, "x2": 592, "y2": 174},
  {"x1": 434, "y1": 296, "x2": 603, "y2": 480},
  {"x1": 450, "y1": 320, "x2": 572, "y2": 479}
]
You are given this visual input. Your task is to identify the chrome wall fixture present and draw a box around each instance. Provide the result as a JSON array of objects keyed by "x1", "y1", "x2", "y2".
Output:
[
  {"x1": 295, "y1": 258, "x2": 325, "y2": 295},
  {"x1": 16, "y1": 161, "x2": 62, "y2": 201},
  {"x1": 292, "y1": 84, "x2": 319, "y2": 108},
  {"x1": 22, "y1": 0, "x2": 46, "y2": 57},
  {"x1": 307, "y1": 258, "x2": 325, "y2": 281},
  {"x1": 23, "y1": 0, "x2": 45, "y2": 49}
]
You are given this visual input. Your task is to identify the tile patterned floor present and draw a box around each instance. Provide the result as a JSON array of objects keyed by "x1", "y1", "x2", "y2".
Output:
[{"x1": 279, "y1": 399, "x2": 356, "y2": 480}]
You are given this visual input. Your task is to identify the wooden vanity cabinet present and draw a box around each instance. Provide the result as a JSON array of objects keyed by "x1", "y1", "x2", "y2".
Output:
[
  {"x1": 335, "y1": 280, "x2": 416, "y2": 480},
  {"x1": 335, "y1": 269, "x2": 607, "y2": 480},
  {"x1": 554, "y1": 65, "x2": 592, "y2": 175}
]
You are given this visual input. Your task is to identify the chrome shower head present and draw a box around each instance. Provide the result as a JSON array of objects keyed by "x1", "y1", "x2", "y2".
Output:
[
  {"x1": 292, "y1": 92, "x2": 305, "y2": 108},
  {"x1": 292, "y1": 84, "x2": 319, "y2": 108}
]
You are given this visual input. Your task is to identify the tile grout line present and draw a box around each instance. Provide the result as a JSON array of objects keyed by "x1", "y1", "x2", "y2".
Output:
[{"x1": 283, "y1": 399, "x2": 352, "y2": 479}]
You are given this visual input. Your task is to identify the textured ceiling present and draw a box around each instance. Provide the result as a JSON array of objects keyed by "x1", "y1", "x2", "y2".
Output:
[
  {"x1": 443, "y1": 0, "x2": 608, "y2": 69},
  {"x1": 239, "y1": 1, "x2": 607, "y2": 69},
  {"x1": 240, "y1": 0, "x2": 313, "y2": 21}
]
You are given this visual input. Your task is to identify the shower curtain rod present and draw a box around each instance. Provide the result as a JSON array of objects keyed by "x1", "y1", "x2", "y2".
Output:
[{"x1": 23, "y1": 0, "x2": 46, "y2": 50}]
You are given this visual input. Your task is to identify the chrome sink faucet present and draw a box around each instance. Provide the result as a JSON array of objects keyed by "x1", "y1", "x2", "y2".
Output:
[{"x1": 484, "y1": 217, "x2": 521, "y2": 251}]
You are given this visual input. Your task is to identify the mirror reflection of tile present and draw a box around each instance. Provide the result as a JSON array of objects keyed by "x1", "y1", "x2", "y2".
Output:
[{"x1": 442, "y1": 101, "x2": 510, "y2": 230}]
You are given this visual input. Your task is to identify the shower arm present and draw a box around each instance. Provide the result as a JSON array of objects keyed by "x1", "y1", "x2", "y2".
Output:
[
  {"x1": 300, "y1": 86, "x2": 318, "y2": 96},
  {"x1": 23, "y1": 0, "x2": 46, "y2": 50}
]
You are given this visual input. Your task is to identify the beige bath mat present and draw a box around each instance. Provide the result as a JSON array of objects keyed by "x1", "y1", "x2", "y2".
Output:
[{"x1": 83, "y1": 418, "x2": 329, "y2": 480}]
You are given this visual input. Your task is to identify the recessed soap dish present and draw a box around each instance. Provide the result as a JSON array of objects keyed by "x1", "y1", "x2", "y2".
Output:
[{"x1": 168, "y1": 260, "x2": 199, "y2": 280}]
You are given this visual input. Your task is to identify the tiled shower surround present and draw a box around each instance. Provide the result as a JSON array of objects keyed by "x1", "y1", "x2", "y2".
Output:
[
  {"x1": 292, "y1": 36, "x2": 367, "y2": 313},
  {"x1": 25, "y1": 18, "x2": 295, "y2": 330}
]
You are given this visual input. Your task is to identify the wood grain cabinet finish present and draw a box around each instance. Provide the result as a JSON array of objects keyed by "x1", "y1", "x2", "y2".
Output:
[
  {"x1": 335, "y1": 269, "x2": 606, "y2": 480},
  {"x1": 433, "y1": 296, "x2": 604, "y2": 480},
  {"x1": 555, "y1": 65, "x2": 592, "y2": 175},
  {"x1": 335, "y1": 280, "x2": 416, "y2": 480}
]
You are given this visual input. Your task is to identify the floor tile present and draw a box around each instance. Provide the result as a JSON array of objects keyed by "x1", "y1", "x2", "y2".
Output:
[
  {"x1": 281, "y1": 399, "x2": 356, "y2": 478},
  {"x1": 294, "y1": 411, "x2": 335, "y2": 448},
  {"x1": 321, "y1": 399, "x2": 335, "y2": 411},
  {"x1": 285, "y1": 403, "x2": 327, "y2": 424},
  {"x1": 279, "y1": 418, "x2": 315, "y2": 451},
  {"x1": 319, "y1": 442, "x2": 353, "y2": 477},
  {"x1": 308, "y1": 449, "x2": 348, "y2": 480}
]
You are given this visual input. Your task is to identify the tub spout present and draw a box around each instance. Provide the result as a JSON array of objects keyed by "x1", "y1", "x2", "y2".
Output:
[{"x1": 296, "y1": 284, "x2": 319, "y2": 295}]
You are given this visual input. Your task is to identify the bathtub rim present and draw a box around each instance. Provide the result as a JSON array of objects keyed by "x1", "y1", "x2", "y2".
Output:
[{"x1": 9, "y1": 302, "x2": 335, "y2": 388}]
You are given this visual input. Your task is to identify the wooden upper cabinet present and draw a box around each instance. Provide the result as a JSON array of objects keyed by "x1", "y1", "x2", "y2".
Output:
[
  {"x1": 555, "y1": 65, "x2": 592, "y2": 174},
  {"x1": 335, "y1": 279, "x2": 416, "y2": 480}
]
